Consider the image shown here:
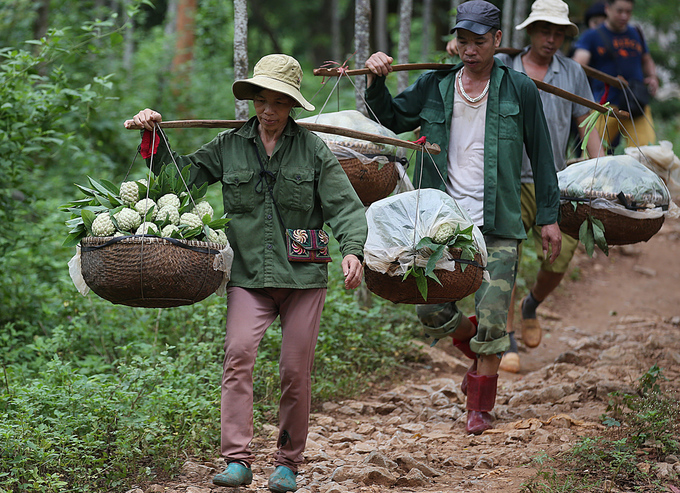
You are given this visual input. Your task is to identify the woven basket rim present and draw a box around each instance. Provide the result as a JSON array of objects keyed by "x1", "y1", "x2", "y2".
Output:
[{"x1": 81, "y1": 235, "x2": 225, "y2": 251}]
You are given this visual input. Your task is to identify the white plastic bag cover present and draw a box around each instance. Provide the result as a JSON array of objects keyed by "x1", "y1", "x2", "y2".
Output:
[
  {"x1": 558, "y1": 155, "x2": 671, "y2": 218},
  {"x1": 297, "y1": 110, "x2": 407, "y2": 164},
  {"x1": 214, "y1": 242, "x2": 234, "y2": 296},
  {"x1": 68, "y1": 245, "x2": 90, "y2": 296},
  {"x1": 364, "y1": 189, "x2": 488, "y2": 278},
  {"x1": 625, "y1": 140, "x2": 680, "y2": 199}
]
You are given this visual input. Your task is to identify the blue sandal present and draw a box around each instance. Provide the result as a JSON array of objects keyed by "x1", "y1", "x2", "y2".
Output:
[{"x1": 213, "y1": 461, "x2": 253, "y2": 487}]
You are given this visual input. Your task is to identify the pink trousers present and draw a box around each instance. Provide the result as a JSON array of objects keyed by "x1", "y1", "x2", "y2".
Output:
[{"x1": 221, "y1": 286, "x2": 327, "y2": 473}]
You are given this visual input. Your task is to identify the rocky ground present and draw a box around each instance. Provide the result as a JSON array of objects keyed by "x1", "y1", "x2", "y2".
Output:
[{"x1": 128, "y1": 219, "x2": 680, "y2": 493}]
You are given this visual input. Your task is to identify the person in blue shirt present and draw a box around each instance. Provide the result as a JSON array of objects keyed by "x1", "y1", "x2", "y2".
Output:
[{"x1": 572, "y1": 0, "x2": 658, "y2": 148}]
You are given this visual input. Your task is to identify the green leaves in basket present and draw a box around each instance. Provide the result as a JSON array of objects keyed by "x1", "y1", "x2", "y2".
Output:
[
  {"x1": 579, "y1": 103, "x2": 611, "y2": 154},
  {"x1": 402, "y1": 223, "x2": 480, "y2": 301},
  {"x1": 402, "y1": 263, "x2": 441, "y2": 302},
  {"x1": 61, "y1": 163, "x2": 227, "y2": 246},
  {"x1": 579, "y1": 215, "x2": 608, "y2": 257}
]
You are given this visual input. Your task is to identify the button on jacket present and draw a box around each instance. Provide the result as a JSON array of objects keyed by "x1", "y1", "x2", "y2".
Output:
[
  {"x1": 150, "y1": 116, "x2": 368, "y2": 289},
  {"x1": 365, "y1": 59, "x2": 560, "y2": 239}
]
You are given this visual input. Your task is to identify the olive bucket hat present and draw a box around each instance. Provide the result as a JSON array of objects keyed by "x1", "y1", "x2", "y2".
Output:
[{"x1": 232, "y1": 54, "x2": 315, "y2": 111}]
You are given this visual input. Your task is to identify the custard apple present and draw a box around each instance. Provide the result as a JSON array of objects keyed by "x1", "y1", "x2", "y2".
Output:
[
  {"x1": 158, "y1": 193, "x2": 181, "y2": 209},
  {"x1": 135, "y1": 198, "x2": 157, "y2": 220},
  {"x1": 191, "y1": 201, "x2": 214, "y2": 221},
  {"x1": 433, "y1": 223, "x2": 455, "y2": 244},
  {"x1": 91, "y1": 213, "x2": 115, "y2": 236},
  {"x1": 161, "y1": 224, "x2": 180, "y2": 237},
  {"x1": 208, "y1": 228, "x2": 228, "y2": 245},
  {"x1": 113, "y1": 207, "x2": 142, "y2": 231},
  {"x1": 206, "y1": 227, "x2": 220, "y2": 243},
  {"x1": 180, "y1": 212, "x2": 203, "y2": 230},
  {"x1": 136, "y1": 222, "x2": 159, "y2": 235},
  {"x1": 157, "y1": 205, "x2": 180, "y2": 225},
  {"x1": 216, "y1": 229, "x2": 228, "y2": 245},
  {"x1": 119, "y1": 181, "x2": 140, "y2": 206}
]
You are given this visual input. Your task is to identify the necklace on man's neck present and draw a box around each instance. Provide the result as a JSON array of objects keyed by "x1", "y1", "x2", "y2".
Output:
[{"x1": 457, "y1": 69, "x2": 490, "y2": 103}]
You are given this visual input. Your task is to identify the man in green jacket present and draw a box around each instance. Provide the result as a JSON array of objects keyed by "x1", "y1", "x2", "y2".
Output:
[{"x1": 365, "y1": 0, "x2": 561, "y2": 434}]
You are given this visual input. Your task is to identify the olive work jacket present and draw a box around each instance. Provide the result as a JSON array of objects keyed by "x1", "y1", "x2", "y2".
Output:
[
  {"x1": 149, "y1": 116, "x2": 368, "y2": 289},
  {"x1": 365, "y1": 59, "x2": 560, "y2": 240}
]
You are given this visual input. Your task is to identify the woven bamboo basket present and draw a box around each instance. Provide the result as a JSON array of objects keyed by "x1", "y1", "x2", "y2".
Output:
[
  {"x1": 364, "y1": 251, "x2": 484, "y2": 304},
  {"x1": 329, "y1": 140, "x2": 400, "y2": 206},
  {"x1": 559, "y1": 202, "x2": 665, "y2": 245},
  {"x1": 80, "y1": 236, "x2": 225, "y2": 308},
  {"x1": 339, "y1": 157, "x2": 399, "y2": 206}
]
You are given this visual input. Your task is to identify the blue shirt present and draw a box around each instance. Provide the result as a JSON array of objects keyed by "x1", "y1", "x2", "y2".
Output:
[{"x1": 573, "y1": 24, "x2": 648, "y2": 106}]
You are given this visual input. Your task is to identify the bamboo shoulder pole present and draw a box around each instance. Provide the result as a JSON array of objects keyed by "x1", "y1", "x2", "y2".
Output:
[
  {"x1": 313, "y1": 65, "x2": 629, "y2": 119},
  {"x1": 125, "y1": 120, "x2": 442, "y2": 155},
  {"x1": 494, "y1": 47, "x2": 627, "y2": 89}
]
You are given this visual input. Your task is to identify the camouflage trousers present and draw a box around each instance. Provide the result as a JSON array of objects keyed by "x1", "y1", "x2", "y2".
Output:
[{"x1": 416, "y1": 236, "x2": 519, "y2": 356}]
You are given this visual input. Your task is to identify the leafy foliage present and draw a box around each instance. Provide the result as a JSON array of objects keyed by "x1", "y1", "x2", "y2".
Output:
[
  {"x1": 575, "y1": 208, "x2": 609, "y2": 257},
  {"x1": 60, "y1": 163, "x2": 228, "y2": 246},
  {"x1": 522, "y1": 365, "x2": 679, "y2": 492},
  {"x1": 403, "y1": 223, "x2": 478, "y2": 300}
]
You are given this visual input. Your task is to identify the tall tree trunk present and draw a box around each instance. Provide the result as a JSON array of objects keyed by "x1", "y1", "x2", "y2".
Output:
[
  {"x1": 501, "y1": 0, "x2": 514, "y2": 47},
  {"x1": 122, "y1": 0, "x2": 134, "y2": 71},
  {"x1": 450, "y1": 0, "x2": 462, "y2": 31},
  {"x1": 512, "y1": 0, "x2": 528, "y2": 48},
  {"x1": 234, "y1": 0, "x2": 249, "y2": 120},
  {"x1": 171, "y1": 0, "x2": 197, "y2": 107},
  {"x1": 331, "y1": 0, "x2": 341, "y2": 63},
  {"x1": 33, "y1": 0, "x2": 50, "y2": 41},
  {"x1": 374, "y1": 0, "x2": 388, "y2": 53},
  {"x1": 165, "y1": 0, "x2": 178, "y2": 37},
  {"x1": 421, "y1": 0, "x2": 433, "y2": 61},
  {"x1": 397, "y1": 0, "x2": 413, "y2": 93},
  {"x1": 354, "y1": 0, "x2": 371, "y2": 115}
]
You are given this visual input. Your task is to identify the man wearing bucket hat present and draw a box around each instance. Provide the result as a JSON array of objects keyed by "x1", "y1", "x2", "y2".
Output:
[
  {"x1": 495, "y1": 0, "x2": 605, "y2": 373},
  {"x1": 125, "y1": 54, "x2": 368, "y2": 492},
  {"x1": 364, "y1": 0, "x2": 561, "y2": 435}
]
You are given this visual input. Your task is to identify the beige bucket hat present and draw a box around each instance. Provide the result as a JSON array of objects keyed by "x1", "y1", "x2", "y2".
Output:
[
  {"x1": 232, "y1": 54, "x2": 315, "y2": 111},
  {"x1": 515, "y1": 0, "x2": 579, "y2": 38}
]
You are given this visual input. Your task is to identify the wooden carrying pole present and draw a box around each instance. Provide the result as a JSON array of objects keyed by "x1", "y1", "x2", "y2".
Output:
[
  {"x1": 494, "y1": 47, "x2": 627, "y2": 89},
  {"x1": 126, "y1": 120, "x2": 441, "y2": 155},
  {"x1": 313, "y1": 64, "x2": 629, "y2": 120}
]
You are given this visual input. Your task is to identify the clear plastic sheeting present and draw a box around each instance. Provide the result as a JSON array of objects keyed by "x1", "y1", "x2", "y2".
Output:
[
  {"x1": 297, "y1": 110, "x2": 407, "y2": 164},
  {"x1": 364, "y1": 189, "x2": 488, "y2": 278},
  {"x1": 558, "y1": 155, "x2": 672, "y2": 219},
  {"x1": 624, "y1": 140, "x2": 680, "y2": 200}
]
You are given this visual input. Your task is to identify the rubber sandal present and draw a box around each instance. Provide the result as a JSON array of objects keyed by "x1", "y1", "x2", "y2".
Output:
[{"x1": 213, "y1": 461, "x2": 253, "y2": 487}]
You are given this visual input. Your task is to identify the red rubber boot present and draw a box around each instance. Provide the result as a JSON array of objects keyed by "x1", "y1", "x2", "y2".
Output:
[
  {"x1": 465, "y1": 372, "x2": 498, "y2": 435},
  {"x1": 453, "y1": 316, "x2": 478, "y2": 395}
]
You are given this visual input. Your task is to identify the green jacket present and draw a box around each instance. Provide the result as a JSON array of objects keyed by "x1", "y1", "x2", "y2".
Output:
[
  {"x1": 151, "y1": 117, "x2": 367, "y2": 289},
  {"x1": 365, "y1": 59, "x2": 559, "y2": 240}
]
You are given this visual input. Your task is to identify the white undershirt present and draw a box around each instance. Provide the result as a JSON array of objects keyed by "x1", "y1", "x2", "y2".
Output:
[{"x1": 445, "y1": 87, "x2": 487, "y2": 228}]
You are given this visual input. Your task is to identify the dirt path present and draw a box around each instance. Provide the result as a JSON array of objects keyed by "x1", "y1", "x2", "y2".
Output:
[{"x1": 131, "y1": 220, "x2": 680, "y2": 493}]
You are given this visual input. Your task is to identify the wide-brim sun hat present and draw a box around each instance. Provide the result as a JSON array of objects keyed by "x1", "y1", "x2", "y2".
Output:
[
  {"x1": 232, "y1": 54, "x2": 315, "y2": 112},
  {"x1": 450, "y1": 0, "x2": 501, "y2": 35},
  {"x1": 516, "y1": 0, "x2": 579, "y2": 38}
]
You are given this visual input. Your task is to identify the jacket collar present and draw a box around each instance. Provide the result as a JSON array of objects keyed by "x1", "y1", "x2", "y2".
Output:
[{"x1": 235, "y1": 115, "x2": 300, "y2": 140}]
